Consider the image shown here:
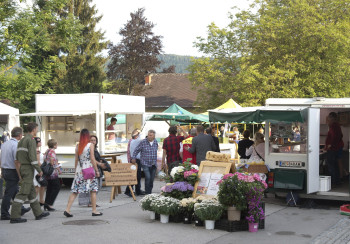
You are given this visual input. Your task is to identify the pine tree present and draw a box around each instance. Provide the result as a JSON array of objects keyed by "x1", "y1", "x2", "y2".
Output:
[
  {"x1": 56, "y1": 0, "x2": 107, "y2": 93},
  {"x1": 107, "y1": 8, "x2": 163, "y2": 95}
]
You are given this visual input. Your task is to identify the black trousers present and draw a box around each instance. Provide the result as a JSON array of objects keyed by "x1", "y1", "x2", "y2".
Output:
[
  {"x1": 1, "y1": 169, "x2": 19, "y2": 217},
  {"x1": 45, "y1": 178, "x2": 61, "y2": 206},
  {"x1": 125, "y1": 159, "x2": 142, "y2": 194}
]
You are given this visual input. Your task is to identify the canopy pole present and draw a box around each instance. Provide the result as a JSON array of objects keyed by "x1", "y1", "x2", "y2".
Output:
[{"x1": 244, "y1": 124, "x2": 246, "y2": 131}]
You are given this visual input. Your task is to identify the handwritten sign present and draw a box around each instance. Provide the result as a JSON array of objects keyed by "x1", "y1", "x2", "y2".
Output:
[
  {"x1": 104, "y1": 163, "x2": 138, "y2": 186},
  {"x1": 193, "y1": 161, "x2": 231, "y2": 198}
]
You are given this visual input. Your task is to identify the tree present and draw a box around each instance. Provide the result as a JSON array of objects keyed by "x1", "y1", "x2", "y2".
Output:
[
  {"x1": 56, "y1": 0, "x2": 108, "y2": 93},
  {"x1": 188, "y1": 0, "x2": 350, "y2": 108},
  {"x1": 0, "y1": 0, "x2": 83, "y2": 112},
  {"x1": 107, "y1": 8, "x2": 163, "y2": 95}
]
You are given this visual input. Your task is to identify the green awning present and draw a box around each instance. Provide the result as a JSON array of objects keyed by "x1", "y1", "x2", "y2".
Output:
[
  {"x1": 209, "y1": 107, "x2": 307, "y2": 123},
  {"x1": 148, "y1": 103, "x2": 209, "y2": 123}
]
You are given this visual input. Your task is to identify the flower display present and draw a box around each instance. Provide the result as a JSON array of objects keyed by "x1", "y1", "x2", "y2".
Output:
[
  {"x1": 180, "y1": 197, "x2": 197, "y2": 214},
  {"x1": 165, "y1": 160, "x2": 199, "y2": 186},
  {"x1": 245, "y1": 188, "x2": 265, "y2": 223},
  {"x1": 150, "y1": 196, "x2": 181, "y2": 216},
  {"x1": 217, "y1": 172, "x2": 267, "y2": 211},
  {"x1": 161, "y1": 181, "x2": 194, "y2": 199},
  {"x1": 194, "y1": 199, "x2": 224, "y2": 221},
  {"x1": 139, "y1": 194, "x2": 161, "y2": 211}
]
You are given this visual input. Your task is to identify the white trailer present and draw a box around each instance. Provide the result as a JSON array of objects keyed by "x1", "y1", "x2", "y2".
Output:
[
  {"x1": 0, "y1": 102, "x2": 20, "y2": 135},
  {"x1": 20, "y1": 93, "x2": 145, "y2": 183},
  {"x1": 265, "y1": 97, "x2": 350, "y2": 200}
]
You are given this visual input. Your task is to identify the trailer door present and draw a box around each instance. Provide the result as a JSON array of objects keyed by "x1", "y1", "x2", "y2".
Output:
[{"x1": 307, "y1": 108, "x2": 320, "y2": 193}]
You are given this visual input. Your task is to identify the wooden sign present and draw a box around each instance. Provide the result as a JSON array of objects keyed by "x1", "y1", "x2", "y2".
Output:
[
  {"x1": 104, "y1": 163, "x2": 138, "y2": 186},
  {"x1": 193, "y1": 161, "x2": 231, "y2": 198}
]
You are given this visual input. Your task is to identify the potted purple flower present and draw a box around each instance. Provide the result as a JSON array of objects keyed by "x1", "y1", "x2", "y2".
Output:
[{"x1": 161, "y1": 181, "x2": 194, "y2": 200}]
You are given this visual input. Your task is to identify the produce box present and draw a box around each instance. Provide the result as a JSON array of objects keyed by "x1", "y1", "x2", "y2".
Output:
[
  {"x1": 205, "y1": 151, "x2": 231, "y2": 162},
  {"x1": 243, "y1": 165, "x2": 268, "y2": 173}
]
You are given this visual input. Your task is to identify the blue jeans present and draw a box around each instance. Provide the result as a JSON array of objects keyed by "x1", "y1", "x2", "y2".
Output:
[
  {"x1": 141, "y1": 164, "x2": 157, "y2": 194},
  {"x1": 327, "y1": 151, "x2": 340, "y2": 185}
]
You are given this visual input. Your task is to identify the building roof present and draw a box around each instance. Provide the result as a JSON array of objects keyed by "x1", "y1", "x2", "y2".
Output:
[{"x1": 139, "y1": 73, "x2": 199, "y2": 108}]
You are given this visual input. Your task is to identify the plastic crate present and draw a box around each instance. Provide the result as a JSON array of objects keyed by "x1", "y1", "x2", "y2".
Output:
[
  {"x1": 169, "y1": 214, "x2": 184, "y2": 223},
  {"x1": 319, "y1": 176, "x2": 331, "y2": 192},
  {"x1": 215, "y1": 202, "x2": 265, "y2": 232}
]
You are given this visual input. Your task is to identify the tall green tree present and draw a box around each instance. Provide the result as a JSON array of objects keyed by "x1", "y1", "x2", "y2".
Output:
[
  {"x1": 55, "y1": 0, "x2": 107, "y2": 93},
  {"x1": 0, "y1": 0, "x2": 83, "y2": 112},
  {"x1": 107, "y1": 8, "x2": 163, "y2": 95},
  {"x1": 189, "y1": 0, "x2": 350, "y2": 108}
]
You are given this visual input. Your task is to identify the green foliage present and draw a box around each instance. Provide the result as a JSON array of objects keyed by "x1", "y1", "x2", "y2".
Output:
[
  {"x1": 0, "y1": 0, "x2": 84, "y2": 110},
  {"x1": 107, "y1": 8, "x2": 163, "y2": 95},
  {"x1": 57, "y1": 0, "x2": 107, "y2": 93},
  {"x1": 217, "y1": 174, "x2": 250, "y2": 210},
  {"x1": 189, "y1": 0, "x2": 350, "y2": 108}
]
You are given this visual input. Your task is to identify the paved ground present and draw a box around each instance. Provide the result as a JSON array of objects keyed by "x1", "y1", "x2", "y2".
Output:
[{"x1": 0, "y1": 178, "x2": 349, "y2": 244}]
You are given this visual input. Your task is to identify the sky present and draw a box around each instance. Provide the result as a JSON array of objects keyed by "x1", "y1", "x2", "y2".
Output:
[{"x1": 92, "y1": 0, "x2": 252, "y2": 57}]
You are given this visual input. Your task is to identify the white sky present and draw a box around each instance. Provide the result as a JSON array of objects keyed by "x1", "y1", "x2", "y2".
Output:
[{"x1": 92, "y1": 0, "x2": 251, "y2": 57}]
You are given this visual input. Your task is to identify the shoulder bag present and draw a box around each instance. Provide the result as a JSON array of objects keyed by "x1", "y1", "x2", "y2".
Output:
[
  {"x1": 79, "y1": 155, "x2": 95, "y2": 180},
  {"x1": 253, "y1": 146, "x2": 265, "y2": 162},
  {"x1": 40, "y1": 150, "x2": 54, "y2": 176}
]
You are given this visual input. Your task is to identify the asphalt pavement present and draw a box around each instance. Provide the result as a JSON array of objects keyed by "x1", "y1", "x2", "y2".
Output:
[{"x1": 0, "y1": 178, "x2": 349, "y2": 244}]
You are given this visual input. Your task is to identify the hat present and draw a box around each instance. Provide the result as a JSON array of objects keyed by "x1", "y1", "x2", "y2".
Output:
[{"x1": 132, "y1": 129, "x2": 141, "y2": 137}]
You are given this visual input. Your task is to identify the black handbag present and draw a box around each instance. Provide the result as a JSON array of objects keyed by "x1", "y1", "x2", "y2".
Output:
[{"x1": 40, "y1": 150, "x2": 54, "y2": 176}]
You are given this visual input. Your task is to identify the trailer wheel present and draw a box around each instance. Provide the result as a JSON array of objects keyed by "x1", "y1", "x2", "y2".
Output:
[{"x1": 62, "y1": 178, "x2": 73, "y2": 187}]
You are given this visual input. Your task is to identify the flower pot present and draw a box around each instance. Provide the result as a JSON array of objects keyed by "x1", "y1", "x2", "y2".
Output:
[
  {"x1": 160, "y1": 214, "x2": 169, "y2": 223},
  {"x1": 227, "y1": 206, "x2": 241, "y2": 221},
  {"x1": 149, "y1": 211, "x2": 156, "y2": 220},
  {"x1": 248, "y1": 222, "x2": 259, "y2": 232},
  {"x1": 205, "y1": 220, "x2": 215, "y2": 230}
]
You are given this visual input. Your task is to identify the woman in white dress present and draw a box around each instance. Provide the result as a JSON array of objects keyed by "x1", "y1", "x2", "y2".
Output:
[
  {"x1": 33, "y1": 137, "x2": 46, "y2": 206},
  {"x1": 64, "y1": 129, "x2": 102, "y2": 217}
]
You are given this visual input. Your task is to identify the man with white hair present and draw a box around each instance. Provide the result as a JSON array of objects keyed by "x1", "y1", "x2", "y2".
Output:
[{"x1": 132, "y1": 130, "x2": 158, "y2": 194}]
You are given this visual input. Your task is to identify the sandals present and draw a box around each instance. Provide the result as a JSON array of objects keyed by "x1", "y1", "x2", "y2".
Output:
[{"x1": 92, "y1": 212, "x2": 103, "y2": 216}]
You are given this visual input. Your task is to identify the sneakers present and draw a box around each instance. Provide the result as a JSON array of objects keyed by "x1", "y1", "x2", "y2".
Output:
[
  {"x1": 35, "y1": 211, "x2": 50, "y2": 220},
  {"x1": 10, "y1": 218, "x2": 27, "y2": 224}
]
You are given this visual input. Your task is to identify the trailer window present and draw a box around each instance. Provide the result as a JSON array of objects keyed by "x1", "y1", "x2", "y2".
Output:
[{"x1": 269, "y1": 122, "x2": 307, "y2": 154}]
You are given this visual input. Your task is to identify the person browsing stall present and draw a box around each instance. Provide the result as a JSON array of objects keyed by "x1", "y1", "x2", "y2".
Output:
[
  {"x1": 1, "y1": 127, "x2": 30, "y2": 220},
  {"x1": 10, "y1": 123, "x2": 50, "y2": 223},
  {"x1": 132, "y1": 130, "x2": 158, "y2": 194},
  {"x1": 185, "y1": 125, "x2": 216, "y2": 166},
  {"x1": 246, "y1": 132, "x2": 265, "y2": 161},
  {"x1": 125, "y1": 129, "x2": 144, "y2": 197},
  {"x1": 162, "y1": 125, "x2": 188, "y2": 169},
  {"x1": 238, "y1": 130, "x2": 254, "y2": 159}
]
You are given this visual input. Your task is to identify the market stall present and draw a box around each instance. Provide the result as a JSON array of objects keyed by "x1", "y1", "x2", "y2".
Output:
[
  {"x1": 19, "y1": 93, "x2": 145, "y2": 181},
  {"x1": 210, "y1": 98, "x2": 350, "y2": 200}
]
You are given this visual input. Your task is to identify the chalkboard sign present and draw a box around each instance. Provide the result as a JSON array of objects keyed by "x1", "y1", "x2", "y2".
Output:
[
  {"x1": 104, "y1": 163, "x2": 138, "y2": 186},
  {"x1": 193, "y1": 161, "x2": 231, "y2": 198}
]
